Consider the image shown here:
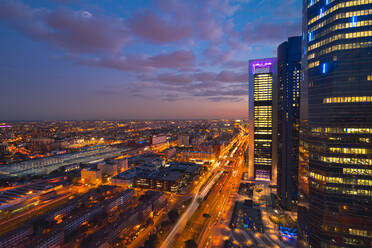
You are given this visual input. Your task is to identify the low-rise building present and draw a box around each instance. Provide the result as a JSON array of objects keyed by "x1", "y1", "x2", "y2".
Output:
[
  {"x1": 81, "y1": 168, "x2": 102, "y2": 185},
  {"x1": 178, "y1": 135, "x2": 190, "y2": 146},
  {"x1": 133, "y1": 162, "x2": 201, "y2": 192},
  {"x1": 179, "y1": 150, "x2": 215, "y2": 163},
  {"x1": 64, "y1": 206, "x2": 103, "y2": 236},
  {"x1": 97, "y1": 163, "x2": 118, "y2": 177},
  {"x1": 34, "y1": 229, "x2": 64, "y2": 248},
  {"x1": 152, "y1": 135, "x2": 167, "y2": 145},
  {"x1": 114, "y1": 158, "x2": 128, "y2": 172},
  {"x1": 0, "y1": 225, "x2": 33, "y2": 248},
  {"x1": 134, "y1": 171, "x2": 185, "y2": 192},
  {"x1": 105, "y1": 189, "x2": 133, "y2": 212},
  {"x1": 163, "y1": 147, "x2": 177, "y2": 159},
  {"x1": 45, "y1": 201, "x2": 77, "y2": 223},
  {"x1": 111, "y1": 167, "x2": 148, "y2": 187}
]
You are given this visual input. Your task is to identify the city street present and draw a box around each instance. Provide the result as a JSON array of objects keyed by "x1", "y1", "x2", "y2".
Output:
[{"x1": 159, "y1": 132, "x2": 247, "y2": 248}]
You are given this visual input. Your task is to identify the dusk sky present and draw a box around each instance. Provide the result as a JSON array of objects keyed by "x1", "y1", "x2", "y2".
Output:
[{"x1": 0, "y1": 0, "x2": 301, "y2": 120}]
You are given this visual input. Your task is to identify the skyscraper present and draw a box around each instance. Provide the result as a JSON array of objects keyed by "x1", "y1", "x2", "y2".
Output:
[
  {"x1": 300, "y1": 0, "x2": 372, "y2": 247},
  {"x1": 277, "y1": 36, "x2": 302, "y2": 210},
  {"x1": 248, "y1": 58, "x2": 278, "y2": 182}
]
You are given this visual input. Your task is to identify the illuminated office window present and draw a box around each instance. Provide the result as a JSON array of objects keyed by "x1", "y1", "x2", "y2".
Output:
[
  {"x1": 308, "y1": 1, "x2": 372, "y2": 26},
  {"x1": 323, "y1": 96, "x2": 372, "y2": 103},
  {"x1": 329, "y1": 147, "x2": 368, "y2": 154},
  {"x1": 312, "y1": 127, "x2": 372, "y2": 134},
  {"x1": 308, "y1": 30, "x2": 372, "y2": 52},
  {"x1": 348, "y1": 228, "x2": 370, "y2": 237},
  {"x1": 308, "y1": 9, "x2": 372, "y2": 33},
  {"x1": 319, "y1": 156, "x2": 372, "y2": 166},
  {"x1": 342, "y1": 168, "x2": 372, "y2": 176}
]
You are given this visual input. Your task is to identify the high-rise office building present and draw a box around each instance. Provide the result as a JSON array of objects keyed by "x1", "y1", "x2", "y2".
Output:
[
  {"x1": 300, "y1": 0, "x2": 372, "y2": 247},
  {"x1": 277, "y1": 36, "x2": 302, "y2": 210},
  {"x1": 248, "y1": 58, "x2": 278, "y2": 182}
]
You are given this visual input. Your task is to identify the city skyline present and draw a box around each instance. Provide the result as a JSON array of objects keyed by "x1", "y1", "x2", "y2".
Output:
[
  {"x1": 0, "y1": 0, "x2": 301, "y2": 120},
  {"x1": 1, "y1": 1, "x2": 371, "y2": 247}
]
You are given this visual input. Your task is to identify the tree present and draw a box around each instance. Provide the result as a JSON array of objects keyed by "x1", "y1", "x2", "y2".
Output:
[
  {"x1": 202, "y1": 213, "x2": 211, "y2": 218},
  {"x1": 80, "y1": 234, "x2": 93, "y2": 247},
  {"x1": 185, "y1": 239, "x2": 197, "y2": 248},
  {"x1": 167, "y1": 209, "x2": 179, "y2": 223},
  {"x1": 138, "y1": 194, "x2": 147, "y2": 202},
  {"x1": 144, "y1": 234, "x2": 158, "y2": 248},
  {"x1": 161, "y1": 220, "x2": 170, "y2": 228},
  {"x1": 32, "y1": 217, "x2": 49, "y2": 234}
]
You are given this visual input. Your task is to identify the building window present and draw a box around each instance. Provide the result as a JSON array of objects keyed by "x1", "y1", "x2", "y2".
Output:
[{"x1": 323, "y1": 96, "x2": 372, "y2": 103}]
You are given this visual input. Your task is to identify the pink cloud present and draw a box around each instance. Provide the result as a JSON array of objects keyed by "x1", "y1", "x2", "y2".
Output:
[
  {"x1": 157, "y1": 73, "x2": 193, "y2": 85},
  {"x1": 129, "y1": 11, "x2": 192, "y2": 44},
  {"x1": 149, "y1": 50, "x2": 195, "y2": 68},
  {"x1": 216, "y1": 70, "x2": 248, "y2": 82},
  {"x1": 194, "y1": 72, "x2": 216, "y2": 82},
  {"x1": 242, "y1": 21, "x2": 301, "y2": 43},
  {"x1": 0, "y1": 1, "x2": 130, "y2": 53},
  {"x1": 195, "y1": 16, "x2": 223, "y2": 41},
  {"x1": 79, "y1": 50, "x2": 195, "y2": 72},
  {"x1": 0, "y1": 0, "x2": 33, "y2": 20}
]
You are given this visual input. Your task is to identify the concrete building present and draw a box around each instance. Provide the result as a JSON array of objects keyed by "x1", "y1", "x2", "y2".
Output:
[
  {"x1": 0, "y1": 225, "x2": 33, "y2": 248},
  {"x1": 178, "y1": 135, "x2": 190, "y2": 146},
  {"x1": 97, "y1": 163, "x2": 118, "y2": 177},
  {"x1": 105, "y1": 189, "x2": 133, "y2": 212},
  {"x1": 152, "y1": 135, "x2": 167, "y2": 145},
  {"x1": 248, "y1": 58, "x2": 278, "y2": 182},
  {"x1": 0, "y1": 145, "x2": 123, "y2": 177},
  {"x1": 0, "y1": 143, "x2": 8, "y2": 157},
  {"x1": 81, "y1": 168, "x2": 102, "y2": 185}
]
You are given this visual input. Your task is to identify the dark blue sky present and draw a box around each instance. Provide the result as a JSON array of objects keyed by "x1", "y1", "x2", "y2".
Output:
[{"x1": 0, "y1": 0, "x2": 301, "y2": 120}]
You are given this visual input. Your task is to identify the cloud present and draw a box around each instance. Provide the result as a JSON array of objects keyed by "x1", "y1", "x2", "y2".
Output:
[
  {"x1": 223, "y1": 60, "x2": 249, "y2": 69},
  {"x1": 157, "y1": 73, "x2": 193, "y2": 85},
  {"x1": 242, "y1": 21, "x2": 301, "y2": 44},
  {"x1": 149, "y1": 50, "x2": 195, "y2": 68},
  {"x1": 162, "y1": 93, "x2": 182, "y2": 102},
  {"x1": 0, "y1": 0, "x2": 33, "y2": 20},
  {"x1": 79, "y1": 50, "x2": 195, "y2": 72},
  {"x1": 216, "y1": 71, "x2": 248, "y2": 82},
  {"x1": 195, "y1": 16, "x2": 223, "y2": 41},
  {"x1": 95, "y1": 88, "x2": 122, "y2": 95},
  {"x1": 208, "y1": 96, "x2": 244, "y2": 102},
  {"x1": 0, "y1": 1, "x2": 129, "y2": 53},
  {"x1": 194, "y1": 72, "x2": 216, "y2": 83},
  {"x1": 129, "y1": 11, "x2": 192, "y2": 44}
]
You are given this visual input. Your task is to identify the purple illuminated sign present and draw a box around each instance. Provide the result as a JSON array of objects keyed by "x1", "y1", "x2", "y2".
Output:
[
  {"x1": 0, "y1": 125, "x2": 11, "y2": 128},
  {"x1": 252, "y1": 62, "x2": 272, "y2": 72},
  {"x1": 249, "y1": 58, "x2": 276, "y2": 74}
]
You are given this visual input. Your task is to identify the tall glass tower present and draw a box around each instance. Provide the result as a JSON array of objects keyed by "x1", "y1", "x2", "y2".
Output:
[
  {"x1": 277, "y1": 36, "x2": 302, "y2": 210},
  {"x1": 249, "y1": 58, "x2": 278, "y2": 182},
  {"x1": 301, "y1": 0, "x2": 372, "y2": 247}
]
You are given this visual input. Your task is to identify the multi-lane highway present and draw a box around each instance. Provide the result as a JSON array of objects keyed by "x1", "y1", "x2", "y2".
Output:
[
  {"x1": 159, "y1": 132, "x2": 247, "y2": 248},
  {"x1": 164, "y1": 132, "x2": 249, "y2": 248},
  {"x1": 160, "y1": 168, "x2": 223, "y2": 248}
]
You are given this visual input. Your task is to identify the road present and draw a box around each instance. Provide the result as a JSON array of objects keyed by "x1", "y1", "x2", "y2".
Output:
[
  {"x1": 168, "y1": 134, "x2": 249, "y2": 248},
  {"x1": 160, "y1": 170, "x2": 223, "y2": 248},
  {"x1": 198, "y1": 136, "x2": 249, "y2": 248},
  {"x1": 159, "y1": 131, "x2": 246, "y2": 248}
]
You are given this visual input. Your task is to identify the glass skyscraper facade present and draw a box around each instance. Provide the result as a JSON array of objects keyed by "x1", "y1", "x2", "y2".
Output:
[
  {"x1": 301, "y1": 0, "x2": 372, "y2": 247},
  {"x1": 249, "y1": 58, "x2": 278, "y2": 182},
  {"x1": 277, "y1": 36, "x2": 302, "y2": 210}
]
